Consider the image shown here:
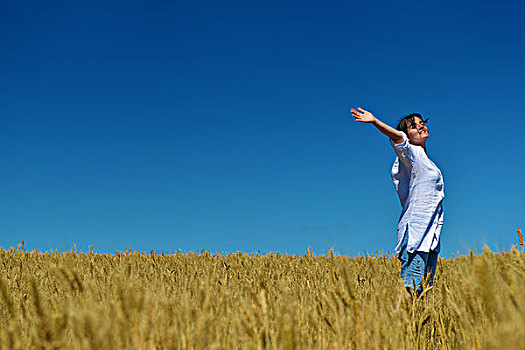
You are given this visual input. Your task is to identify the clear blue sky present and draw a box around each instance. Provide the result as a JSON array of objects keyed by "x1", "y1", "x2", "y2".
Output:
[{"x1": 2, "y1": 0, "x2": 524, "y2": 257}]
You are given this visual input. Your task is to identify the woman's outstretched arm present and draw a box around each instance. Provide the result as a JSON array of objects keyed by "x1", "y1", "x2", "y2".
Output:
[{"x1": 351, "y1": 107, "x2": 404, "y2": 144}]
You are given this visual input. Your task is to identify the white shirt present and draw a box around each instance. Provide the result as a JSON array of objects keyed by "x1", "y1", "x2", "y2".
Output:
[{"x1": 390, "y1": 132, "x2": 444, "y2": 254}]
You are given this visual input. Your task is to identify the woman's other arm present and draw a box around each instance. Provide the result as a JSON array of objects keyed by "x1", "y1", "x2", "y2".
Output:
[{"x1": 351, "y1": 107, "x2": 404, "y2": 144}]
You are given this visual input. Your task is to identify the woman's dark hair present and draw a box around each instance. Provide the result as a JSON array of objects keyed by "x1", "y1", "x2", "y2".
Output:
[{"x1": 396, "y1": 113, "x2": 429, "y2": 135}]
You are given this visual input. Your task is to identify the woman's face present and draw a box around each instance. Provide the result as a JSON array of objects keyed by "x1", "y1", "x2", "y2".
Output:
[{"x1": 406, "y1": 117, "x2": 429, "y2": 145}]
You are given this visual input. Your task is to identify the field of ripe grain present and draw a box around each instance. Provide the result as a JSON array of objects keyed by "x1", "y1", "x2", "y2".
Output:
[{"x1": 1, "y1": 245, "x2": 525, "y2": 349}]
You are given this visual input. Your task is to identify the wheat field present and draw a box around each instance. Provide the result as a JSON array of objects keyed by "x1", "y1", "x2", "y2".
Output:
[{"x1": 1, "y1": 238, "x2": 525, "y2": 349}]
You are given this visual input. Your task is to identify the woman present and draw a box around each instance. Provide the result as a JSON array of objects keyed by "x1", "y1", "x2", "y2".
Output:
[{"x1": 350, "y1": 107, "x2": 444, "y2": 295}]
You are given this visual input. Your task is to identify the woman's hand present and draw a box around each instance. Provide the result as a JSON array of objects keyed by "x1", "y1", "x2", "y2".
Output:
[
  {"x1": 351, "y1": 107, "x2": 376, "y2": 123},
  {"x1": 350, "y1": 107, "x2": 404, "y2": 143}
]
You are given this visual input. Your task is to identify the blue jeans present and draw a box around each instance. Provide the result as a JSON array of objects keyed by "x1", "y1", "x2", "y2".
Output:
[{"x1": 398, "y1": 232, "x2": 438, "y2": 291}]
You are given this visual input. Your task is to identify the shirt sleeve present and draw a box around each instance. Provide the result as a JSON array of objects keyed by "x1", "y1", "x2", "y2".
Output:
[{"x1": 389, "y1": 131, "x2": 414, "y2": 167}]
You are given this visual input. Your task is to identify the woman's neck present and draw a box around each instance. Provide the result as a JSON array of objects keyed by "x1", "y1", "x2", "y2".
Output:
[{"x1": 409, "y1": 140, "x2": 427, "y2": 154}]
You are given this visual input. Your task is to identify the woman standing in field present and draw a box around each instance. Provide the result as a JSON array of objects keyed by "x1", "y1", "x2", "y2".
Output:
[{"x1": 351, "y1": 107, "x2": 444, "y2": 296}]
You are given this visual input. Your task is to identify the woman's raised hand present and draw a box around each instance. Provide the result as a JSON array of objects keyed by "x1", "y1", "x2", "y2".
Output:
[
  {"x1": 351, "y1": 107, "x2": 376, "y2": 123},
  {"x1": 350, "y1": 107, "x2": 404, "y2": 142}
]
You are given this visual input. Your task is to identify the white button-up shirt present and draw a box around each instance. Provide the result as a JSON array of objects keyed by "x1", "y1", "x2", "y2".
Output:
[{"x1": 390, "y1": 132, "x2": 444, "y2": 254}]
